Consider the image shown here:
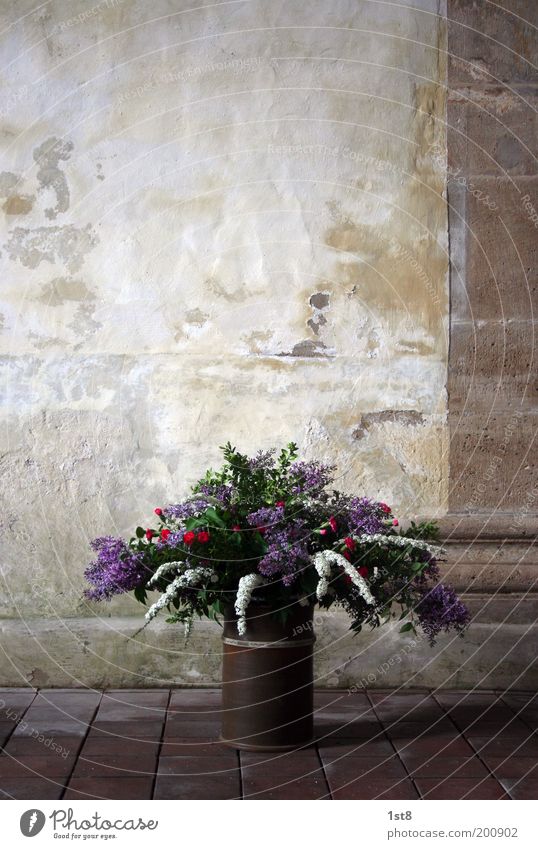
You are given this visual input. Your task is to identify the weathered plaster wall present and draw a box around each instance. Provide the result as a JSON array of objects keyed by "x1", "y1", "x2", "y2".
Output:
[{"x1": 0, "y1": 0, "x2": 449, "y2": 685}]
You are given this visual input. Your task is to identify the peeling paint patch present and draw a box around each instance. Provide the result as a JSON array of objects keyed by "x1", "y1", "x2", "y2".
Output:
[
  {"x1": 279, "y1": 339, "x2": 332, "y2": 358},
  {"x1": 184, "y1": 308, "x2": 208, "y2": 326},
  {"x1": 307, "y1": 314, "x2": 327, "y2": 335},
  {"x1": 352, "y1": 409, "x2": 425, "y2": 440},
  {"x1": 309, "y1": 292, "x2": 330, "y2": 310},
  {"x1": 3, "y1": 194, "x2": 34, "y2": 214},
  {"x1": 37, "y1": 277, "x2": 94, "y2": 305},
  {"x1": 5, "y1": 224, "x2": 98, "y2": 271},
  {"x1": 33, "y1": 136, "x2": 73, "y2": 220}
]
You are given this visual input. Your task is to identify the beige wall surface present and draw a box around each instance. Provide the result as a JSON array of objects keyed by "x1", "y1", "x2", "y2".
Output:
[{"x1": 0, "y1": 0, "x2": 449, "y2": 684}]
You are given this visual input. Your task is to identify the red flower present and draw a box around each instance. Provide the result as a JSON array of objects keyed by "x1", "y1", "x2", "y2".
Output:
[
  {"x1": 145, "y1": 529, "x2": 154, "y2": 541},
  {"x1": 392, "y1": 519, "x2": 399, "y2": 527},
  {"x1": 343, "y1": 574, "x2": 352, "y2": 584},
  {"x1": 232, "y1": 525, "x2": 241, "y2": 532},
  {"x1": 358, "y1": 566, "x2": 369, "y2": 578},
  {"x1": 154, "y1": 507, "x2": 163, "y2": 517},
  {"x1": 183, "y1": 531, "x2": 196, "y2": 546},
  {"x1": 343, "y1": 550, "x2": 351, "y2": 561},
  {"x1": 379, "y1": 502, "x2": 391, "y2": 514},
  {"x1": 344, "y1": 536, "x2": 355, "y2": 551},
  {"x1": 275, "y1": 501, "x2": 285, "y2": 508},
  {"x1": 329, "y1": 516, "x2": 338, "y2": 533},
  {"x1": 319, "y1": 528, "x2": 328, "y2": 536},
  {"x1": 160, "y1": 528, "x2": 171, "y2": 541},
  {"x1": 197, "y1": 531, "x2": 210, "y2": 544},
  {"x1": 257, "y1": 527, "x2": 266, "y2": 535}
]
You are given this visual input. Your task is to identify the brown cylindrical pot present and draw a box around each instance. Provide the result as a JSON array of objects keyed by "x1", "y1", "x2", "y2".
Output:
[{"x1": 220, "y1": 601, "x2": 315, "y2": 751}]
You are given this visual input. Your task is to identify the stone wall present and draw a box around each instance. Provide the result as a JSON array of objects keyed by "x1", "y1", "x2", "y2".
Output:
[{"x1": 0, "y1": 0, "x2": 535, "y2": 688}]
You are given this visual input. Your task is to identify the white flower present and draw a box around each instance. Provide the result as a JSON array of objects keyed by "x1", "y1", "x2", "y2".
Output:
[
  {"x1": 145, "y1": 566, "x2": 215, "y2": 623},
  {"x1": 312, "y1": 550, "x2": 375, "y2": 607},
  {"x1": 146, "y1": 561, "x2": 183, "y2": 588},
  {"x1": 234, "y1": 573, "x2": 265, "y2": 636},
  {"x1": 353, "y1": 533, "x2": 444, "y2": 558}
]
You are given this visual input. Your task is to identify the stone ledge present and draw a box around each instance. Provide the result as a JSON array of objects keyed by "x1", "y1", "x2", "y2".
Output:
[
  {"x1": 439, "y1": 513, "x2": 538, "y2": 540},
  {"x1": 1, "y1": 608, "x2": 537, "y2": 690}
]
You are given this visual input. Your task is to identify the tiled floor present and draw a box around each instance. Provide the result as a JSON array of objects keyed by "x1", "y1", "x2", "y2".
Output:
[{"x1": 1, "y1": 688, "x2": 537, "y2": 799}]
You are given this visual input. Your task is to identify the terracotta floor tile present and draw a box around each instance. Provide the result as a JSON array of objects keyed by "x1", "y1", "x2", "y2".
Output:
[
  {"x1": 163, "y1": 719, "x2": 220, "y2": 739},
  {"x1": 241, "y1": 752, "x2": 328, "y2": 800},
  {"x1": 330, "y1": 777, "x2": 419, "y2": 800},
  {"x1": 467, "y1": 735, "x2": 538, "y2": 758},
  {"x1": 323, "y1": 755, "x2": 408, "y2": 784},
  {"x1": 97, "y1": 691, "x2": 168, "y2": 721},
  {"x1": 160, "y1": 737, "x2": 232, "y2": 757},
  {"x1": 393, "y1": 736, "x2": 475, "y2": 758},
  {"x1": 73, "y1": 751, "x2": 159, "y2": 778},
  {"x1": 154, "y1": 772, "x2": 240, "y2": 799},
  {"x1": 402, "y1": 755, "x2": 489, "y2": 779},
  {"x1": 0, "y1": 753, "x2": 75, "y2": 778},
  {"x1": 371, "y1": 694, "x2": 446, "y2": 723},
  {"x1": 168, "y1": 689, "x2": 221, "y2": 707},
  {"x1": 314, "y1": 719, "x2": 386, "y2": 739},
  {"x1": 501, "y1": 778, "x2": 538, "y2": 799},
  {"x1": 243, "y1": 775, "x2": 329, "y2": 799},
  {"x1": 317, "y1": 737, "x2": 395, "y2": 759},
  {"x1": 383, "y1": 720, "x2": 458, "y2": 740},
  {"x1": 0, "y1": 777, "x2": 66, "y2": 799},
  {"x1": 158, "y1": 755, "x2": 238, "y2": 776},
  {"x1": 2, "y1": 735, "x2": 82, "y2": 758},
  {"x1": 88, "y1": 721, "x2": 163, "y2": 741},
  {"x1": 0, "y1": 721, "x2": 17, "y2": 746},
  {"x1": 416, "y1": 777, "x2": 508, "y2": 800},
  {"x1": 64, "y1": 777, "x2": 153, "y2": 799},
  {"x1": 482, "y1": 756, "x2": 538, "y2": 780},
  {"x1": 81, "y1": 736, "x2": 159, "y2": 756}
]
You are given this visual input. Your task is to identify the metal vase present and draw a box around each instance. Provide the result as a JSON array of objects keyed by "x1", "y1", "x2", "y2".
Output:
[{"x1": 220, "y1": 601, "x2": 315, "y2": 751}]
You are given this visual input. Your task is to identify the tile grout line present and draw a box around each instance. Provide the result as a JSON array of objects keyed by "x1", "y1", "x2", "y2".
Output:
[
  {"x1": 498, "y1": 691, "x2": 538, "y2": 739},
  {"x1": 151, "y1": 688, "x2": 172, "y2": 800},
  {"x1": 430, "y1": 692, "x2": 507, "y2": 798},
  {"x1": 59, "y1": 691, "x2": 103, "y2": 800},
  {"x1": 366, "y1": 689, "x2": 423, "y2": 800},
  {"x1": 237, "y1": 749, "x2": 244, "y2": 800},
  {"x1": 0, "y1": 688, "x2": 38, "y2": 754},
  {"x1": 314, "y1": 741, "x2": 333, "y2": 800}
]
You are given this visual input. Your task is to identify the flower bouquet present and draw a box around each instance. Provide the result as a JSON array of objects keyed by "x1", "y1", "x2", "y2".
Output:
[{"x1": 85, "y1": 442, "x2": 469, "y2": 749}]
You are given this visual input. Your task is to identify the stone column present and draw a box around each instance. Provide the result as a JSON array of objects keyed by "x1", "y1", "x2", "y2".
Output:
[{"x1": 443, "y1": 0, "x2": 538, "y2": 679}]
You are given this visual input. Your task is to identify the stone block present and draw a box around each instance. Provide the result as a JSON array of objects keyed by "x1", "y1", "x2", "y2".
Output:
[
  {"x1": 450, "y1": 177, "x2": 538, "y2": 320},
  {"x1": 448, "y1": 92, "x2": 538, "y2": 177},
  {"x1": 448, "y1": 1, "x2": 538, "y2": 84},
  {"x1": 448, "y1": 320, "x2": 537, "y2": 411},
  {"x1": 448, "y1": 410, "x2": 537, "y2": 511}
]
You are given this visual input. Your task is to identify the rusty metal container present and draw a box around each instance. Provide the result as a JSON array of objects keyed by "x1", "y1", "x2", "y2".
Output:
[{"x1": 220, "y1": 601, "x2": 315, "y2": 751}]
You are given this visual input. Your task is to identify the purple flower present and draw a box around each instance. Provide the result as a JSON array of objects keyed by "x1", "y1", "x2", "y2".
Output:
[
  {"x1": 416, "y1": 584, "x2": 470, "y2": 645},
  {"x1": 247, "y1": 506, "x2": 309, "y2": 585},
  {"x1": 196, "y1": 483, "x2": 233, "y2": 505},
  {"x1": 289, "y1": 460, "x2": 334, "y2": 495},
  {"x1": 155, "y1": 530, "x2": 184, "y2": 550},
  {"x1": 346, "y1": 497, "x2": 387, "y2": 535},
  {"x1": 163, "y1": 499, "x2": 209, "y2": 521},
  {"x1": 247, "y1": 449, "x2": 276, "y2": 471},
  {"x1": 247, "y1": 505, "x2": 284, "y2": 531},
  {"x1": 84, "y1": 536, "x2": 147, "y2": 601}
]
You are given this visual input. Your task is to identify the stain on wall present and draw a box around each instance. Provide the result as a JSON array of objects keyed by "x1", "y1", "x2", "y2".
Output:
[{"x1": 0, "y1": 0, "x2": 448, "y2": 680}]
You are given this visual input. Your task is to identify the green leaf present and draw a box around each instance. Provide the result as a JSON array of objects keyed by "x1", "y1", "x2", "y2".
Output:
[
  {"x1": 400, "y1": 622, "x2": 414, "y2": 633},
  {"x1": 134, "y1": 586, "x2": 147, "y2": 605},
  {"x1": 411, "y1": 561, "x2": 426, "y2": 572},
  {"x1": 204, "y1": 507, "x2": 226, "y2": 528},
  {"x1": 135, "y1": 527, "x2": 145, "y2": 539}
]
